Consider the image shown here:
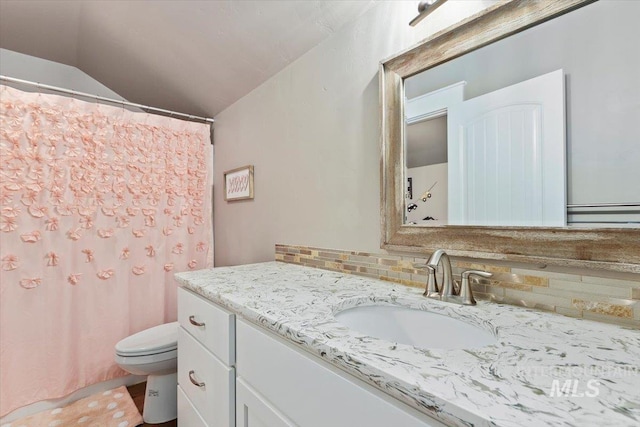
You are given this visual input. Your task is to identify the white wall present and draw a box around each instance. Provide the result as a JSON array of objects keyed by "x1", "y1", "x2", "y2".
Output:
[
  {"x1": 0, "y1": 48, "x2": 125, "y2": 98},
  {"x1": 213, "y1": 1, "x2": 497, "y2": 266}
]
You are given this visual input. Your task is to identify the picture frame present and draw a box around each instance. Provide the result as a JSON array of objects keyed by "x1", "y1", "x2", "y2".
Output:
[{"x1": 223, "y1": 165, "x2": 254, "y2": 201}]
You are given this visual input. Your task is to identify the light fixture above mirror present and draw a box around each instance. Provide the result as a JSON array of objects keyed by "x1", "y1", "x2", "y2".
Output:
[{"x1": 409, "y1": 0, "x2": 448, "y2": 27}]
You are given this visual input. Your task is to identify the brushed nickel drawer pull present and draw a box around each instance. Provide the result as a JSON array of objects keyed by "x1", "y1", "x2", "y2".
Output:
[
  {"x1": 188, "y1": 370, "x2": 205, "y2": 387},
  {"x1": 189, "y1": 315, "x2": 205, "y2": 327}
]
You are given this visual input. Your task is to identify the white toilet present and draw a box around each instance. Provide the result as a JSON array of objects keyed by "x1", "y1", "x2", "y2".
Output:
[{"x1": 115, "y1": 321, "x2": 179, "y2": 424}]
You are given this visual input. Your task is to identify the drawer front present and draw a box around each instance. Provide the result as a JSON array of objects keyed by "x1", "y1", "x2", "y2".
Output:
[
  {"x1": 178, "y1": 287, "x2": 235, "y2": 366},
  {"x1": 178, "y1": 328, "x2": 235, "y2": 427},
  {"x1": 177, "y1": 386, "x2": 209, "y2": 427}
]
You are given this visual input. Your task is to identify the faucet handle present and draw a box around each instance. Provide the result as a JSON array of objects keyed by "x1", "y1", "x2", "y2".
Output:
[
  {"x1": 459, "y1": 270, "x2": 492, "y2": 305},
  {"x1": 422, "y1": 265, "x2": 439, "y2": 297}
]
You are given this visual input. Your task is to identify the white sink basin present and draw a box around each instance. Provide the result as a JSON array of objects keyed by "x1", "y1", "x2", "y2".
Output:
[{"x1": 334, "y1": 305, "x2": 496, "y2": 350}]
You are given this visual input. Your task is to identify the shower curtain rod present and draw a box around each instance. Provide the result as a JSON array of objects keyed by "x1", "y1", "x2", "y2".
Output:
[{"x1": 0, "y1": 75, "x2": 215, "y2": 124}]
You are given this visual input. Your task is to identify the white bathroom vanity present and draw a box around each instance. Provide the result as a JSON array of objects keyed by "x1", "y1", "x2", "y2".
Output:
[{"x1": 175, "y1": 262, "x2": 640, "y2": 427}]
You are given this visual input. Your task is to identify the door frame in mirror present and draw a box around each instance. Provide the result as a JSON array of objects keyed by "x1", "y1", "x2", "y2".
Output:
[{"x1": 380, "y1": 0, "x2": 640, "y2": 273}]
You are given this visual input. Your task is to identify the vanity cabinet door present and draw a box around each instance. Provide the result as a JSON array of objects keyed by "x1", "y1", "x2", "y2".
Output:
[
  {"x1": 236, "y1": 319, "x2": 445, "y2": 427},
  {"x1": 236, "y1": 378, "x2": 295, "y2": 427},
  {"x1": 177, "y1": 386, "x2": 208, "y2": 427}
]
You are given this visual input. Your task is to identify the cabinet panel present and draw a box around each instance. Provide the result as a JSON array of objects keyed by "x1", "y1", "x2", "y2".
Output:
[
  {"x1": 177, "y1": 386, "x2": 208, "y2": 427},
  {"x1": 236, "y1": 378, "x2": 295, "y2": 427},
  {"x1": 178, "y1": 328, "x2": 235, "y2": 427},
  {"x1": 178, "y1": 287, "x2": 235, "y2": 366},
  {"x1": 236, "y1": 319, "x2": 445, "y2": 427}
]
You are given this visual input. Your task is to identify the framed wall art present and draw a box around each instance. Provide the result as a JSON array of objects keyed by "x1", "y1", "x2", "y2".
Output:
[{"x1": 224, "y1": 165, "x2": 254, "y2": 201}]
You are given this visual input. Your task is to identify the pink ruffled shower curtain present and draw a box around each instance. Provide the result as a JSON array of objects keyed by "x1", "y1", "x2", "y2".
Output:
[{"x1": 0, "y1": 85, "x2": 213, "y2": 415}]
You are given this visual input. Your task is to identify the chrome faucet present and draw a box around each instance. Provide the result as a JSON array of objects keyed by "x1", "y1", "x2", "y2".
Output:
[
  {"x1": 419, "y1": 249, "x2": 492, "y2": 306},
  {"x1": 426, "y1": 249, "x2": 454, "y2": 297}
]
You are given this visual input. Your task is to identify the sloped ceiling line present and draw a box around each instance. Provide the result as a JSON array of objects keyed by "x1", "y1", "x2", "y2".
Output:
[{"x1": 0, "y1": 0, "x2": 377, "y2": 117}]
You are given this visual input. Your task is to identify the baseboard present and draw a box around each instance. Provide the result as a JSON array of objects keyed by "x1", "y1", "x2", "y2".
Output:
[{"x1": 0, "y1": 375, "x2": 146, "y2": 424}]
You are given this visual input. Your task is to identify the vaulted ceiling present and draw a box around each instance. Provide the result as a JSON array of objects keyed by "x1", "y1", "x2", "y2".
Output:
[{"x1": 0, "y1": 0, "x2": 376, "y2": 117}]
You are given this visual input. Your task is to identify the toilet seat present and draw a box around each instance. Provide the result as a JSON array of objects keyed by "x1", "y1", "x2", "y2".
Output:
[
  {"x1": 115, "y1": 348, "x2": 178, "y2": 367},
  {"x1": 115, "y1": 321, "x2": 179, "y2": 357}
]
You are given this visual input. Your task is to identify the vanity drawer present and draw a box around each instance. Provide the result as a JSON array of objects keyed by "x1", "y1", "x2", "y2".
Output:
[
  {"x1": 177, "y1": 385, "x2": 208, "y2": 427},
  {"x1": 178, "y1": 328, "x2": 235, "y2": 427},
  {"x1": 178, "y1": 287, "x2": 235, "y2": 366}
]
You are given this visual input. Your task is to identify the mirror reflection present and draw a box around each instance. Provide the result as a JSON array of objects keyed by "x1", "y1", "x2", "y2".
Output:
[
  {"x1": 403, "y1": 0, "x2": 640, "y2": 228},
  {"x1": 405, "y1": 113, "x2": 447, "y2": 225}
]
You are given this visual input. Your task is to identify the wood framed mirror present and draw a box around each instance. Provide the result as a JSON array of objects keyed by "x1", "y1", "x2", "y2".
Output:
[{"x1": 380, "y1": 0, "x2": 639, "y2": 273}]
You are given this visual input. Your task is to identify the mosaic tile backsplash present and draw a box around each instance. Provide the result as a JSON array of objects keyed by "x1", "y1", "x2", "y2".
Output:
[{"x1": 275, "y1": 244, "x2": 640, "y2": 328}]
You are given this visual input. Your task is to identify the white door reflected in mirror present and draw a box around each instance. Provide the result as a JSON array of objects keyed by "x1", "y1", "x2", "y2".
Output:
[
  {"x1": 406, "y1": 70, "x2": 567, "y2": 227},
  {"x1": 448, "y1": 69, "x2": 566, "y2": 226}
]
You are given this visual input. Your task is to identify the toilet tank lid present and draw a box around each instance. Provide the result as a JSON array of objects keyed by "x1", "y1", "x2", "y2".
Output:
[{"x1": 115, "y1": 321, "x2": 179, "y2": 356}]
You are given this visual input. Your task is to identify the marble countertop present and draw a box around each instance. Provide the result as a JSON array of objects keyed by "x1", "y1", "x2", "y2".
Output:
[{"x1": 175, "y1": 262, "x2": 640, "y2": 427}]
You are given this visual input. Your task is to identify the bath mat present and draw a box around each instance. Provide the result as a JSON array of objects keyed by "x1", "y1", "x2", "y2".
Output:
[{"x1": 2, "y1": 386, "x2": 142, "y2": 427}]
